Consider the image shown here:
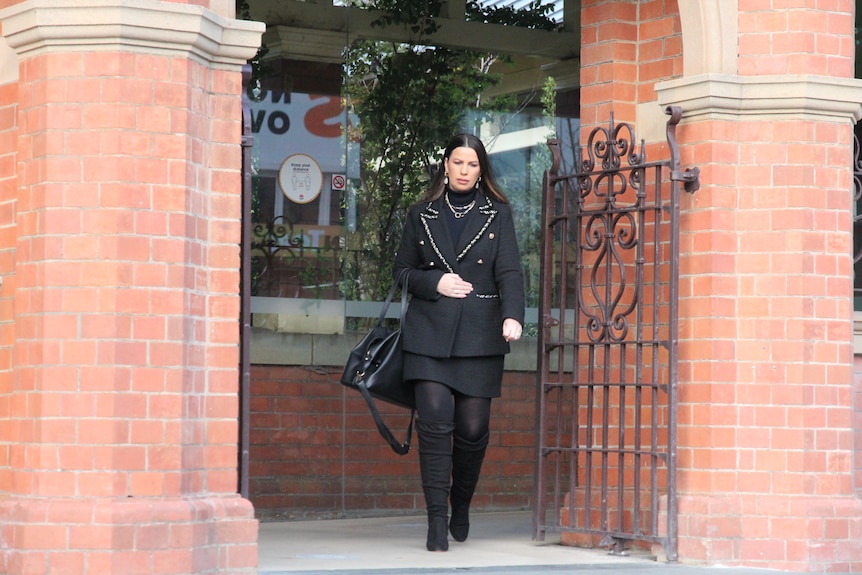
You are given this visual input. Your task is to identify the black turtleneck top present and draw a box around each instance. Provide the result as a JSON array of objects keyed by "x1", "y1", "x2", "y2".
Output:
[{"x1": 444, "y1": 187, "x2": 478, "y2": 245}]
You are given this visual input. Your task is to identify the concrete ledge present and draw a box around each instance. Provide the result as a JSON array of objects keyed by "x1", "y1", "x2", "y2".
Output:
[{"x1": 251, "y1": 327, "x2": 538, "y2": 372}]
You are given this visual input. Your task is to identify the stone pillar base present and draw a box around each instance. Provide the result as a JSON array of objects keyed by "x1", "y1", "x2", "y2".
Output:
[{"x1": 0, "y1": 495, "x2": 257, "y2": 575}]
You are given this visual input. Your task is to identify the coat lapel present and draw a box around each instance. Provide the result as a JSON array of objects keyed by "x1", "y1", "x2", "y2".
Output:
[
  {"x1": 454, "y1": 195, "x2": 497, "y2": 260},
  {"x1": 419, "y1": 199, "x2": 457, "y2": 273}
]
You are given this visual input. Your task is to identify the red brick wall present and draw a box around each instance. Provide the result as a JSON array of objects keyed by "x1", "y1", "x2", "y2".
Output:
[
  {"x1": 737, "y1": 1, "x2": 854, "y2": 78},
  {"x1": 248, "y1": 365, "x2": 537, "y2": 519},
  {"x1": 579, "y1": 0, "x2": 682, "y2": 128}
]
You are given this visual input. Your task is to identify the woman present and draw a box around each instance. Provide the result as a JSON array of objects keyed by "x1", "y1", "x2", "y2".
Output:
[{"x1": 394, "y1": 133, "x2": 525, "y2": 552}]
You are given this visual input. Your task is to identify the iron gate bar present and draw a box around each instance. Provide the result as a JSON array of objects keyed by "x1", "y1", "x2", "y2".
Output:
[
  {"x1": 239, "y1": 65, "x2": 253, "y2": 499},
  {"x1": 853, "y1": 131, "x2": 862, "y2": 279},
  {"x1": 532, "y1": 106, "x2": 698, "y2": 562}
]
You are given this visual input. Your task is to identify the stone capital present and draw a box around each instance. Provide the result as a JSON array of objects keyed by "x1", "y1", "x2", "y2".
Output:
[
  {"x1": 656, "y1": 74, "x2": 862, "y2": 124},
  {"x1": 0, "y1": 0, "x2": 264, "y2": 68}
]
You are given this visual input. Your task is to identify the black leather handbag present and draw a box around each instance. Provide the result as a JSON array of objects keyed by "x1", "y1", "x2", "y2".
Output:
[{"x1": 340, "y1": 271, "x2": 415, "y2": 455}]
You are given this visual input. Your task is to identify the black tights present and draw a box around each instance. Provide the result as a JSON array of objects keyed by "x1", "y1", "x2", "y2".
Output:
[{"x1": 413, "y1": 380, "x2": 491, "y2": 442}]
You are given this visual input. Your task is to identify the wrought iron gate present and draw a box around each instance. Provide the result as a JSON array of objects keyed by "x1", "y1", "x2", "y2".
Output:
[{"x1": 533, "y1": 106, "x2": 699, "y2": 561}]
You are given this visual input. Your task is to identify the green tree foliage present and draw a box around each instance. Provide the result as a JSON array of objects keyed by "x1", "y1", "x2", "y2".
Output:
[
  {"x1": 466, "y1": 0, "x2": 559, "y2": 30},
  {"x1": 541, "y1": 75, "x2": 557, "y2": 138}
]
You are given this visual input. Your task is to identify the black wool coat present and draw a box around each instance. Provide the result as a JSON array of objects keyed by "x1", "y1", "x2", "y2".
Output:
[{"x1": 393, "y1": 193, "x2": 526, "y2": 358}]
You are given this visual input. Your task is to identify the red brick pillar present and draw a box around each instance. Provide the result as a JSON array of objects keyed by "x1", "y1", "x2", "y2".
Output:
[
  {"x1": 579, "y1": 0, "x2": 680, "y2": 134},
  {"x1": 654, "y1": 2, "x2": 862, "y2": 571},
  {"x1": 0, "y1": 1, "x2": 263, "y2": 573},
  {"x1": 569, "y1": 0, "x2": 684, "y2": 550},
  {"x1": 578, "y1": 0, "x2": 638, "y2": 129}
]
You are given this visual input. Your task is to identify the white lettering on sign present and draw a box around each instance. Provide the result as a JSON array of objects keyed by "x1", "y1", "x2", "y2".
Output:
[{"x1": 249, "y1": 91, "x2": 347, "y2": 174}]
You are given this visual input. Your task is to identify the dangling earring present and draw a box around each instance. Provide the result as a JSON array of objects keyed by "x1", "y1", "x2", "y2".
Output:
[
  {"x1": 475, "y1": 176, "x2": 481, "y2": 189},
  {"x1": 444, "y1": 173, "x2": 449, "y2": 186}
]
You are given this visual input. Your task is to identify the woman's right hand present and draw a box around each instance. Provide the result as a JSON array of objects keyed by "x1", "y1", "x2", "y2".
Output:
[{"x1": 437, "y1": 273, "x2": 473, "y2": 299}]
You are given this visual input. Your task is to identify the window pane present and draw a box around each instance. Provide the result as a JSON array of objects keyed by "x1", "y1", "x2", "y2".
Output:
[{"x1": 248, "y1": 30, "x2": 575, "y2": 334}]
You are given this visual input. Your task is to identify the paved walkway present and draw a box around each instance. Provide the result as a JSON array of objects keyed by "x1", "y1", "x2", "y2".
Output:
[{"x1": 257, "y1": 511, "x2": 779, "y2": 575}]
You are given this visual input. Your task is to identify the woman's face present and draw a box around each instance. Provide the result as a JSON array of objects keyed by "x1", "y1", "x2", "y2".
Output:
[{"x1": 444, "y1": 146, "x2": 481, "y2": 193}]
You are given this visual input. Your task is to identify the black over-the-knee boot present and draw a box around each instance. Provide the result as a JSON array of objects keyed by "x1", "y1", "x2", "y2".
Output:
[
  {"x1": 448, "y1": 431, "x2": 489, "y2": 542},
  {"x1": 417, "y1": 419, "x2": 455, "y2": 551}
]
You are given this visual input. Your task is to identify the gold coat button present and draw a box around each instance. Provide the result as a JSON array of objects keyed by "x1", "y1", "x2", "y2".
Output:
[
  {"x1": 419, "y1": 240, "x2": 425, "y2": 245},
  {"x1": 429, "y1": 262, "x2": 435, "y2": 266},
  {"x1": 489, "y1": 233, "x2": 495, "y2": 239},
  {"x1": 477, "y1": 259, "x2": 484, "y2": 264}
]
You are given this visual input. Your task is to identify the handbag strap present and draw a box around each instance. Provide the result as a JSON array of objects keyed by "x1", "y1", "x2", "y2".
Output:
[
  {"x1": 376, "y1": 269, "x2": 409, "y2": 326},
  {"x1": 360, "y1": 269, "x2": 412, "y2": 455},
  {"x1": 399, "y1": 272, "x2": 409, "y2": 324},
  {"x1": 357, "y1": 382, "x2": 415, "y2": 455}
]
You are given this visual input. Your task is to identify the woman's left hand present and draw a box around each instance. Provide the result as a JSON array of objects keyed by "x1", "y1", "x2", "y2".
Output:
[{"x1": 502, "y1": 318, "x2": 522, "y2": 342}]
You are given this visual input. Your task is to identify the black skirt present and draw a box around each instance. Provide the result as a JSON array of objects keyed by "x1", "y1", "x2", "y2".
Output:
[{"x1": 403, "y1": 351, "x2": 505, "y2": 398}]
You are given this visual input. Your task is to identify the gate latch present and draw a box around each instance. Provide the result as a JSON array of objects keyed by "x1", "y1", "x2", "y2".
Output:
[
  {"x1": 671, "y1": 166, "x2": 700, "y2": 194},
  {"x1": 665, "y1": 105, "x2": 701, "y2": 194}
]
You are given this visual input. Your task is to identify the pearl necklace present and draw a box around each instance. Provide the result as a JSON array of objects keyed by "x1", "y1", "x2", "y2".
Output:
[{"x1": 445, "y1": 192, "x2": 476, "y2": 219}]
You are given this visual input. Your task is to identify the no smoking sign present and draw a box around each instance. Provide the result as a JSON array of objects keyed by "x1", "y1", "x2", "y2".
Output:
[{"x1": 331, "y1": 174, "x2": 346, "y2": 191}]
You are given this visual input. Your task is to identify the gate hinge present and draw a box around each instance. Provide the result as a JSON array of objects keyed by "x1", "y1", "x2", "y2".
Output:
[{"x1": 671, "y1": 166, "x2": 700, "y2": 194}]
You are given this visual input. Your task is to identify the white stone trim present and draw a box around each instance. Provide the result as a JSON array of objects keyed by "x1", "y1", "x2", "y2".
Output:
[
  {"x1": 0, "y1": 36, "x2": 17, "y2": 85},
  {"x1": 656, "y1": 74, "x2": 862, "y2": 123},
  {"x1": 0, "y1": 0, "x2": 264, "y2": 68},
  {"x1": 677, "y1": 0, "x2": 737, "y2": 77}
]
